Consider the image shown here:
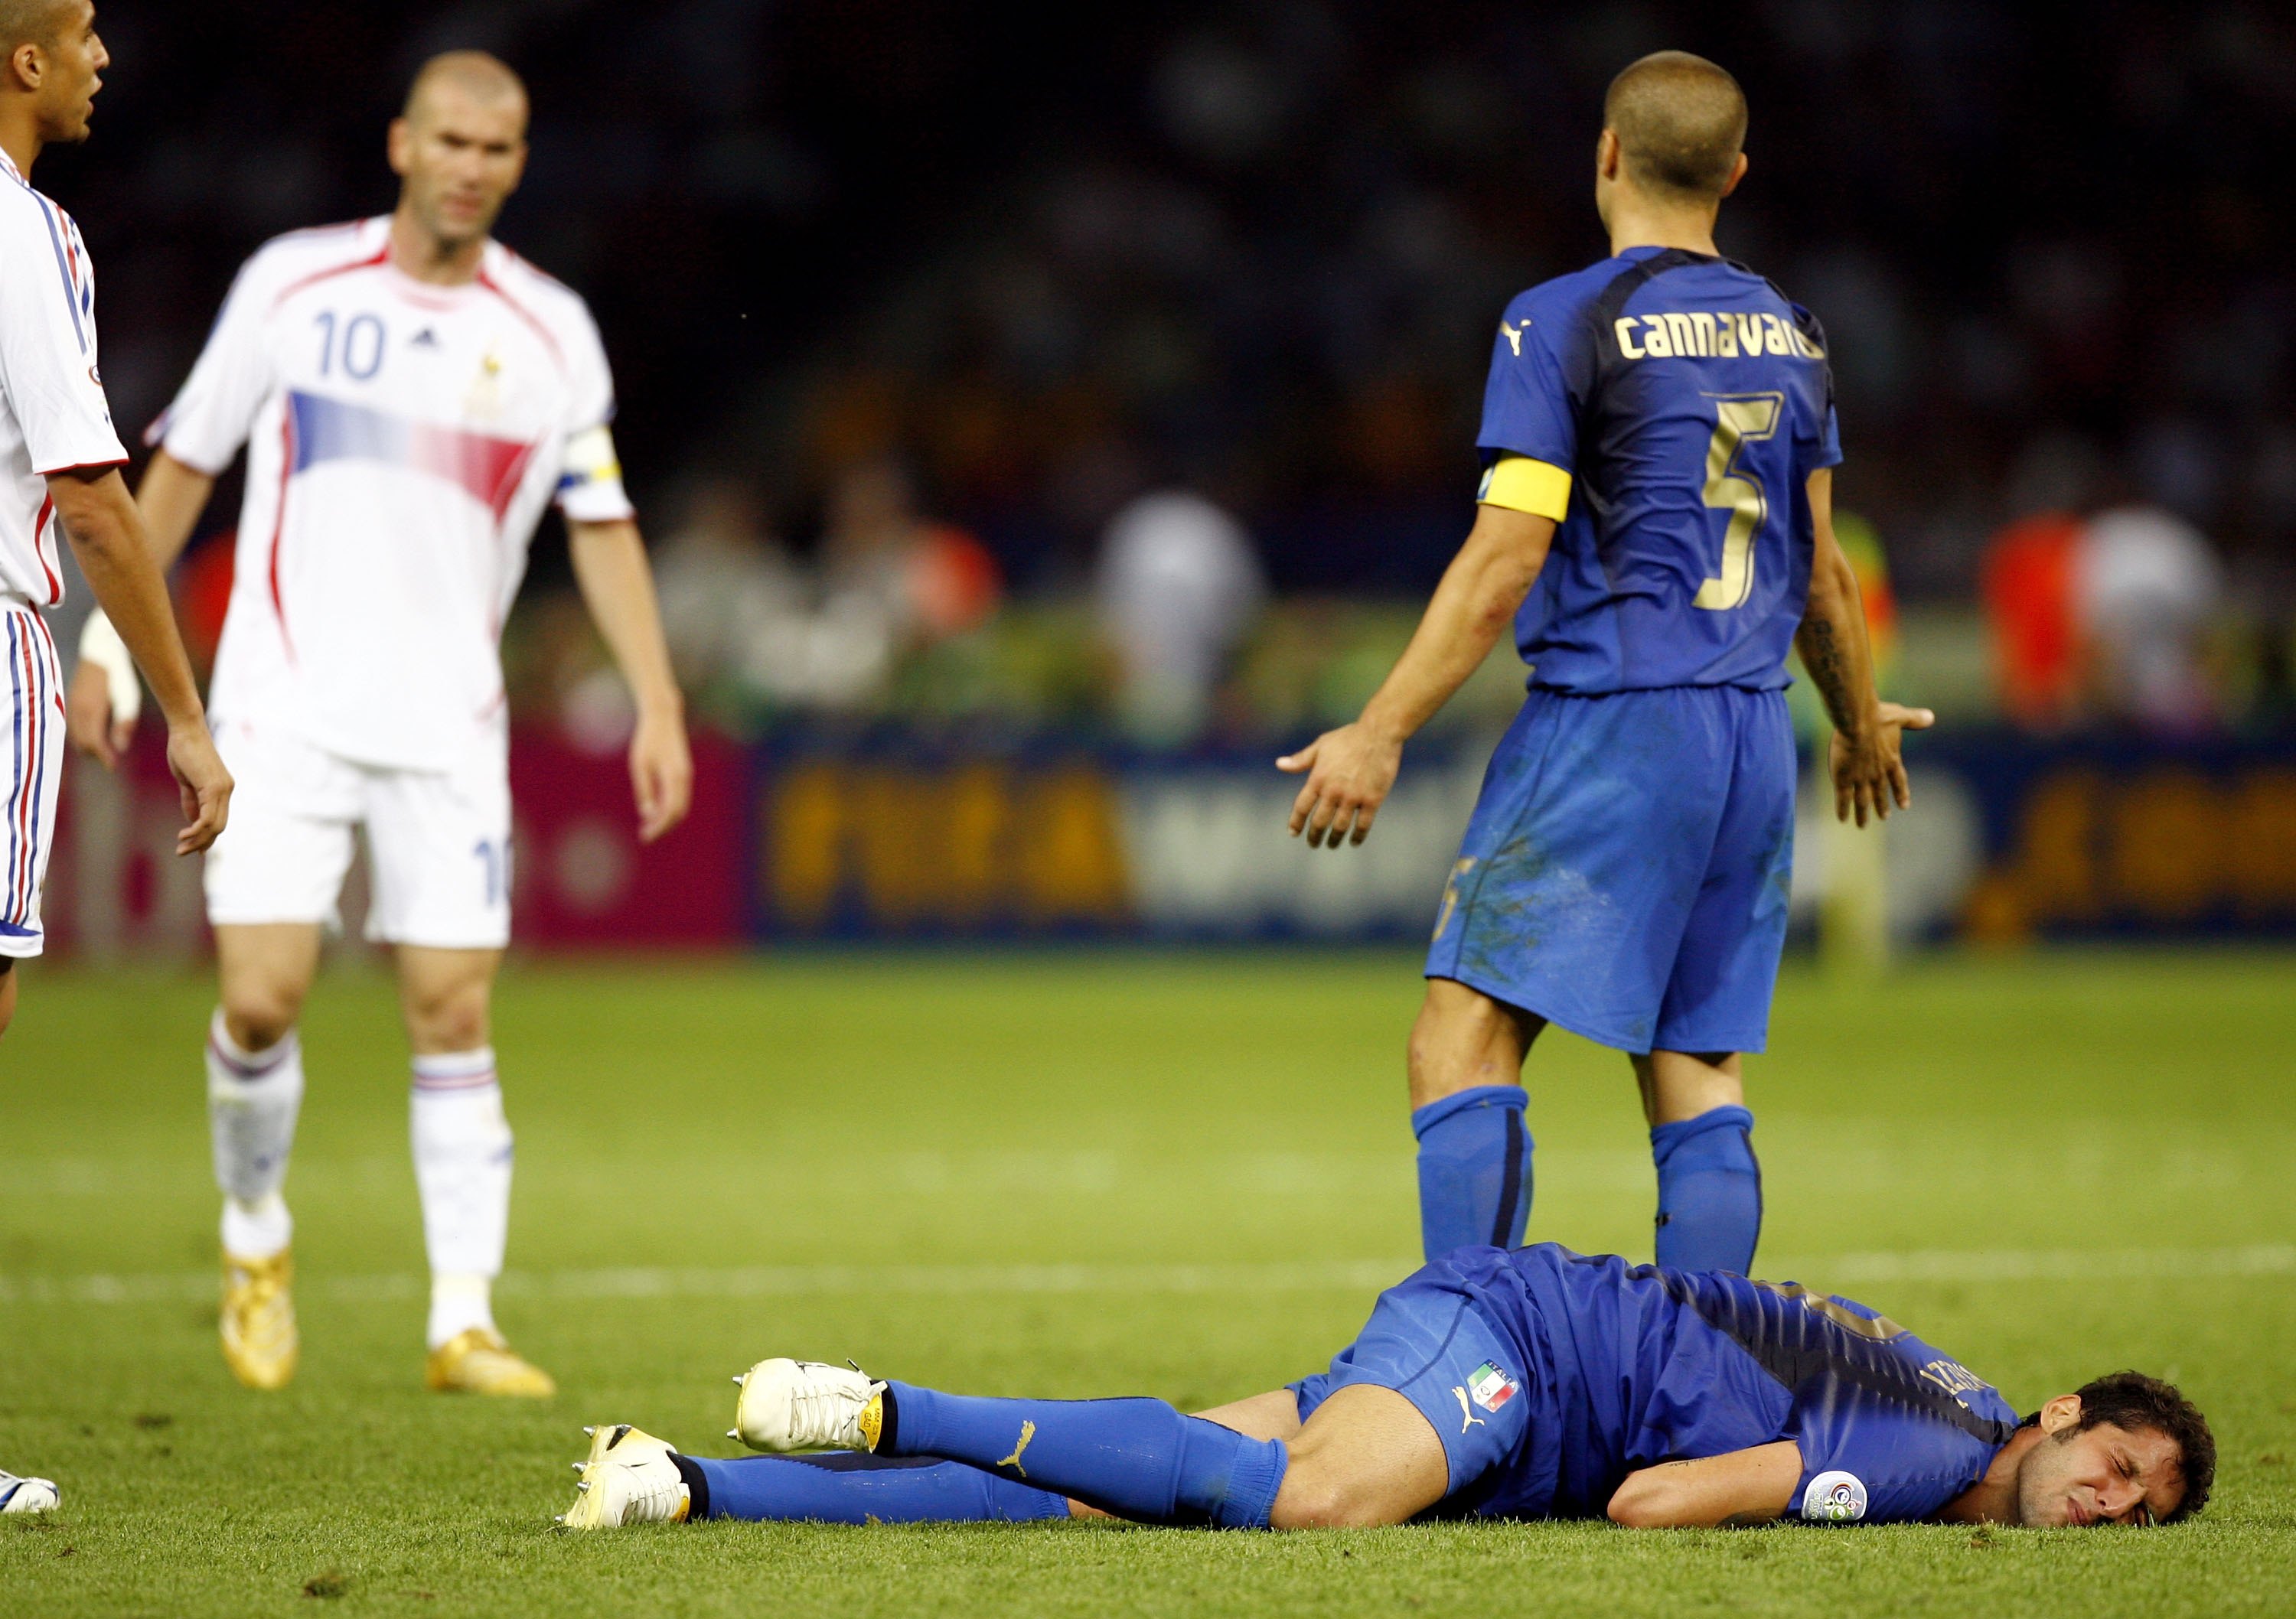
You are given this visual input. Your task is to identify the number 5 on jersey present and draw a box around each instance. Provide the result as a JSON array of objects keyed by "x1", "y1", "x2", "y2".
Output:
[{"x1": 1693, "y1": 392, "x2": 1783, "y2": 611}]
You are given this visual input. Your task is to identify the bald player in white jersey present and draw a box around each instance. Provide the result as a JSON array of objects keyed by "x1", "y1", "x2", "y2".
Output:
[
  {"x1": 0, "y1": 0, "x2": 233, "y2": 1516},
  {"x1": 68, "y1": 52, "x2": 691, "y2": 1399}
]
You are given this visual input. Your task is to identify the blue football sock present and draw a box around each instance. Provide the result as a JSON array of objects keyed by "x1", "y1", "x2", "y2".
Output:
[
  {"x1": 1651, "y1": 1104, "x2": 1762, "y2": 1274},
  {"x1": 687, "y1": 1451, "x2": 1068, "y2": 1524},
  {"x1": 1412, "y1": 1083, "x2": 1531, "y2": 1261},
  {"x1": 880, "y1": 1383, "x2": 1287, "y2": 1528}
]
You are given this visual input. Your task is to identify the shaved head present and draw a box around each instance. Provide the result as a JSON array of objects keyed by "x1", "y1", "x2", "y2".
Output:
[
  {"x1": 404, "y1": 49, "x2": 527, "y2": 130},
  {"x1": 1603, "y1": 51, "x2": 1746, "y2": 200},
  {"x1": 0, "y1": 0, "x2": 73, "y2": 50}
]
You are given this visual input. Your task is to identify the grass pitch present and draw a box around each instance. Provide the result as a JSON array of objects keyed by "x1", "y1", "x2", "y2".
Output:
[{"x1": 2, "y1": 948, "x2": 2291, "y2": 1617}]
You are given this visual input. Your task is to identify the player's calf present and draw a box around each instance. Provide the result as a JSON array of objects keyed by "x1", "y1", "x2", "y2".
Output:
[{"x1": 1409, "y1": 980, "x2": 1539, "y2": 1259}]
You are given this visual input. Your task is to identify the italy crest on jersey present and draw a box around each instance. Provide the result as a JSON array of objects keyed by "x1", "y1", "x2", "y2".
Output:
[{"x1": 1466, "y1": 1360, "x2": 1519, "y2": 1412}]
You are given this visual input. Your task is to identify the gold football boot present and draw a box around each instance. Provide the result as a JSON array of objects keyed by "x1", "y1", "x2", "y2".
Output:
[
  {"x1": 220, "y1": 1249, "x2": 300, "y2": 1390},
  {"x1": 425, "y1": 1326, "x2": 557, "y2": 1398}
]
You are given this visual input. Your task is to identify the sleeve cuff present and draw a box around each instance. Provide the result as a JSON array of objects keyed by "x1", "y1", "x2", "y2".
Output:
[
  {"x1": 35, "y1": 454, "x2": 131, "y2": 477},
  {"x1": 1477, "y1": 454, "x2": 1572, "y2": 522}
]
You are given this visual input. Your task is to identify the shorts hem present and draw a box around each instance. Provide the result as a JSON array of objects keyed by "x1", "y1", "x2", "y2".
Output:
[
  {"x1": 1649, "y1": 1025, "x2": 1770, "y2": 1057},
  {"x1": 364, "y1": 924, "x2": 511, "y2": 951},
  {"x1": 0, "y1": 935, "x2": 45, "y2": 959},
  {"x1": 1427, "y1": 965, "x2": 1658, "y2": 1056}
]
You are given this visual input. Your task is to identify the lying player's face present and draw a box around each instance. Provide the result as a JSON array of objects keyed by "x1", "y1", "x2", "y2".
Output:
[
  {"x1": 394, "y1": 85, "x2": 528, "y2": 247},
  {"x1": 2014, "y1": 1419, "x2": 2184, "y2": 1527},
  {"x1": 32, "y1": 1, "x2": 107, "y2": 143}
]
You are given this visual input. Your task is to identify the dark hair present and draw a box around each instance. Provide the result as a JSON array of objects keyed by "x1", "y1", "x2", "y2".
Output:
[
  {"x1": 0, "y1": 0, "x2": 72, "y2": 54},
  {"x1": 2020, "y1": 1371, "x2": 2215, "y2": 1522},
  {"x1": 1601, "y1": 51, "x2": 1747, "y2": 200}
]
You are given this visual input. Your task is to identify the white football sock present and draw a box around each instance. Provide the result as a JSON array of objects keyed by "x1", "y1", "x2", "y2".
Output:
[
  {"x1": 207, "y1": 1011, "x2": 303, "y2": 1261},
  {"x1": 410, "y1": 1049, "x2": 512, "y2": 1349}
]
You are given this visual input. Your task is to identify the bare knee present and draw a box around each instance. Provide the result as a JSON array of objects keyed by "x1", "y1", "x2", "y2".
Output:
[
  {"x1": 1270, "y1": 1458, "x2": 1411, "y2": 1530},
  {"x1": 220, "y1": 976, "x2": 307, "y2": 1051},
  {"x1": 403, "y1": 977, "x2": 491, "y2": 1053},
  {"x1": 1407, "y1": 979, "x2": 1539, "y2": 1109}
]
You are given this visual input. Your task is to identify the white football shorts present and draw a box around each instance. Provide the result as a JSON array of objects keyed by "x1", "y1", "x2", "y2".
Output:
[
  {"x1": 1, "y1": 601, "x2": 64, "y2": 960},
  {"x1": 203, "y1": 716, "x2": 512, "y2": 949}
]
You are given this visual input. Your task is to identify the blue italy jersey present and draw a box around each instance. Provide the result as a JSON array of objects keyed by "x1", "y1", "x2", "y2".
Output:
[
  {"x1": 1440, "y1": 1246, "x2": 2017, "y2": 1523},
  {"x1": 1479, "y1": 247, "x2": 1841, "y2": 692}
]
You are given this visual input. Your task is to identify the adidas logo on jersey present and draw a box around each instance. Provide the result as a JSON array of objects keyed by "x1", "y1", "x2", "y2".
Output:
[{"x1": 1613, "y1": 310, "x2": 1821, "y2": 362}]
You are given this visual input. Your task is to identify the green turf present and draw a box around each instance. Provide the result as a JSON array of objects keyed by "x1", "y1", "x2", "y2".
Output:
[{"x1": 2, "y1": 949, "x2": 2291, "y2": 1616}]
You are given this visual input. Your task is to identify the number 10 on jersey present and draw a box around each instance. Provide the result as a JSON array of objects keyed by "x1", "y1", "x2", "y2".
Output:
[{"x1": 1693, "y1": 392, "x2": 1783, "y2": 611}]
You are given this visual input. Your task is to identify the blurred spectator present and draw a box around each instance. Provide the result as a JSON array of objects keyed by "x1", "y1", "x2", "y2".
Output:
[
  {"x1": 2076, "y1": 506, "x2": 2226, "y2": 735},
  {"x1": 795, "y1": 458, "x2": 1003, "y2": 709},
  {"x1": 652, "y1": 477, "x2": 807, "y2": 702},
  {"x1": 1984, "y1": 503, "x2": 2227, "y2": 735},
  {"x1": 1983, "y1": 511, "x2": 2088, "y2": 731},
  {"x1": 1097, "y1": 489, "x2": 1265, "y2": 744}
]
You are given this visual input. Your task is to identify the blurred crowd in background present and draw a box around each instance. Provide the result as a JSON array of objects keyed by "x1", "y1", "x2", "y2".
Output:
[{"x1": 51, "y1": 0, "x2": 2296, "y2": 748}]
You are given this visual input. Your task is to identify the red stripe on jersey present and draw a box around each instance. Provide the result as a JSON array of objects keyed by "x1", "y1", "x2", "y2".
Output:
[
  {"x1": 267, "y1": 242, "x2": 392, "y2": 312},
  {"x1": 267, "y1": 406, "x2": 296, "y2": 661},
  {"x1": 34, "y1": 494, "x2": 57, "y2": 604},
  {"x1": 475, "y1": 269, "x2": 566, "y2": 376}
]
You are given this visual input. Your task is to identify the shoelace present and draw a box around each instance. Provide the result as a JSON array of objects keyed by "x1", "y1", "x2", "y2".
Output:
[
  {"x1": 622, "y1": 1471, "x2": 685, "y2": 1523},
  {"x1": 786, "y1": 1367, "x2": 866, "y2": 1445}
]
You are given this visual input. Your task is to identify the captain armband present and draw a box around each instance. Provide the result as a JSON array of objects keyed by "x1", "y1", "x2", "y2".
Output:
[
  {"x1": 1476, "y1": 454, "x2": 1572, "y2": 522},
  {"x1": 558, "y1": 424, "x2": 623, "y2": 494}
]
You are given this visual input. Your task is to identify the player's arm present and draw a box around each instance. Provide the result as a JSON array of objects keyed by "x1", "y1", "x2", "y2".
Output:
[
  {"x1": 67, "y1": 449, "x2": 217, "y2": 765},
  {"x1": 1795, "y1": 468, "x2": 1934, "y2": 827},
  {"x1": 1279, "y1": 500, "x2": 1556, "y2": 849},
  {"x1": 48, "y1": 466, "x2": 232, "y2": 852},
  {"x1": 1606, "y1": 1440, "x2": 1805, "y2": 1529},
  {"x1": 566, "y1": 516, "x2": 692, "y2": 842}
]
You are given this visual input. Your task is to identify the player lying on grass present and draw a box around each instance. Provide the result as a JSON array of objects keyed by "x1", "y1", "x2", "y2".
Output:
[{"x1": 556, "y1": 1243, "x2": 2212, "y2": 1533}]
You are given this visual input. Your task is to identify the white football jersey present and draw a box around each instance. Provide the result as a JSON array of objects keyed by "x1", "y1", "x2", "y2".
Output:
[
  {"x1": 150, "y1": 217, "x2": 635, "y2": 769},
  {"x1": 0, "y1": 151, "x2": 130, "y2": 608}
]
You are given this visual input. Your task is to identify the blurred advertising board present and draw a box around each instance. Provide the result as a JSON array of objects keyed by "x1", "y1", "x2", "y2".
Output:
[
  {"x1": 45, "y1": 728, "x2": 750, "y2": 957},
  {"x1": 750, "y1": 742, "x2": 1486, "y2": 940},
  {"x1": 39, "y1": 728, "x2": 2296, "y2": 955}
]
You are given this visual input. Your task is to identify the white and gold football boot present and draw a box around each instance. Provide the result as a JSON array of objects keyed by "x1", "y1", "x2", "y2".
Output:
[
  {"x1": 730, "y1": 1358, "x2": 885, "y2": 1452},
  {"x1": 220, "y1": 1249, "x2": 299, "y2": 1390},
  {"x1": 556, "y1": 1425, "x2": 690, "y2": 1530},
  {"x1": 0, "y1": 1471, "x2": 59, "y2": 1514},
  {"x1": 425, "y1": 1326, "x2": 557, "y2": 1398}
]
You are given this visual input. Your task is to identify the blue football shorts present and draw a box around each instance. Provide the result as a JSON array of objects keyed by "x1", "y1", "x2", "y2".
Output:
[
  {"x1": 1289, "y1": 1264, "x2": 1531, "y2": 1505},
  {"x1": 1424, "y1": 684, "x2": 1795, "y2": 1055}
]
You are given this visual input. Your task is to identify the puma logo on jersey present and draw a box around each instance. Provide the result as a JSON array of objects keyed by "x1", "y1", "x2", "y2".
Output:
[
  {"x1": 997, "y1": 1419, "x2": 1037, "y2": 1475},
  {"x1": 1452, "y1": 1386, "x2": 1486, "y2": 1433},
  {"x1": 1500, "y1": 319, "x2": 1525, "y2": 357}
]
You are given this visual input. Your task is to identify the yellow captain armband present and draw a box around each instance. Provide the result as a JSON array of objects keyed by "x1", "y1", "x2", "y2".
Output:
[{"x1": 1477, "y1": 454, "x2": 1571, "y2": 521}]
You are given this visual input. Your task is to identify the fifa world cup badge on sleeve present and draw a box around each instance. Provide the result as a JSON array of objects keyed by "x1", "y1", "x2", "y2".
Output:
[{"x1": 1802, "y1": 1471, "x2": 1869, "y2": 1523}]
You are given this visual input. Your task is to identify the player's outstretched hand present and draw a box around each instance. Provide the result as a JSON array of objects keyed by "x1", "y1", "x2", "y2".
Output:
[
  {"x1": 630, "y1": 708, "x2": 693, "y2": 844},
  {"x1": 165, "y1": 719, "x2": 233, "y2": 855},
  {"x1": 1829, "y1": 701, "x2": 1936, "y2": 827},
  {"x1": 65, "y1": 661, "x2": 136, "y2": 770},
  {"x1": 1278, "y1": 722, "x2": 1404, "y2": 849}
]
